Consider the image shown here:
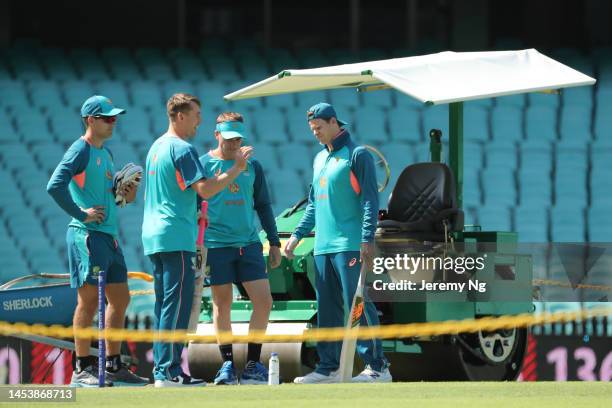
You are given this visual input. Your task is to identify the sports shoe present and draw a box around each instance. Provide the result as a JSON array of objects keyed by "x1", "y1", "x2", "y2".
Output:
[
  {"x1": 154, "y1": 373, "x2": 206, "y2": 387},
  {"x1": 293, "y1": 370, "x2": 340, "y2": 384},
  {"x1": 106, "y1": 365, "x2": 149, "y2": 386},
  {"x1": 213, "y1": 361, "x2": 238, "y2": 385},
  {"x1": 70, "y1": 365, "x2": 113, "y2": 387},
  {"x1": 351, "y1": 364, "x2": 392, "y2": 383},
  {"x1": 240, "y1": 361, "x2": 268, "y2": 385}
]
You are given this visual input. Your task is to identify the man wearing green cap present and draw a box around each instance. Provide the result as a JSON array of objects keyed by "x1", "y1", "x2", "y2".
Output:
[
  {"x1": 142, "y1": 95, "x2": 252, "y2": 387},
  {"x1": 198, "y1": 111, "x2": 281, "y2": 385},
  {"x1": 47, "y1": 95, "x2": 148, "y2": 387},
  {"x1": 284, "y1": 102, "x2": 391, "y2": 383}
]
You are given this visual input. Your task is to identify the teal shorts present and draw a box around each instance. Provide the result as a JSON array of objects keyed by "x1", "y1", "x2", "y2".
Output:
[
  {"x1": 206, "y1": 242, "x2": 267, "y2": 286},
  {"x1": 66, "y1": 227, "x2": 128, "y2": 288}
]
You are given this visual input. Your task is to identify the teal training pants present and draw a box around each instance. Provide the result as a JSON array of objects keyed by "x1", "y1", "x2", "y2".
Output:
[{"x1": 149, "y1": 251, "x2": 195, "y2": 381}]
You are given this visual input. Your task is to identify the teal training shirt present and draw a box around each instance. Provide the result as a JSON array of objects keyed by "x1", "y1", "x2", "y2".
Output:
[
  {"x1": 142, "y1": 134, "x2": 206, "y2": 255},
  {"x1": 293, "y1": 130, "x2": 379, "y2": 255},
  {"x1": 199, "y1": 153, "x2": 280, "y2": 248},
  {"x1": 47, "y1": 138, "x2": 118, "y2": 237}
]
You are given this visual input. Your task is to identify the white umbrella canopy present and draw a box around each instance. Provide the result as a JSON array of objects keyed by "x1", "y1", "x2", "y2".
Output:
[{"x1": 225, "y1": 49, "x2": 595, "y2": 105}]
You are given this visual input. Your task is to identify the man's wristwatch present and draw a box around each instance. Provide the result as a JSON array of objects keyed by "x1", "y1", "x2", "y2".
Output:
[{"x1": 269, "y1": 242, "x2": 282, "y2": 248}]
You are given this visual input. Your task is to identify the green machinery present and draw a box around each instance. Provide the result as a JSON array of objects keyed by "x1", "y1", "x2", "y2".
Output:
[{"x1": 187, "y1": 50, "x2": 595, "y2": 381}]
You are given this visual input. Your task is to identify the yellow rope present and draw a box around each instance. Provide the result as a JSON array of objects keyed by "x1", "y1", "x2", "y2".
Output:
[
  {"x1": 532, "y1": 279, "x2": 612, "y2": 292},
  {"x1": 1, "y1": 307, "x2": 609, "y2": 345}
]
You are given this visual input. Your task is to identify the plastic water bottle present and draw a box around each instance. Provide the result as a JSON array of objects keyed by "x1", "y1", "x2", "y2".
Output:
[{"x1": 268, "y1": 352, "x2": 280, "y2": 385}]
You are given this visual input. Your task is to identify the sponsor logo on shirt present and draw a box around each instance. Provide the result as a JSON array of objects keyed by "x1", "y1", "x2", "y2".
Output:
[
  {"x1": 228, "y1": 182, "x2": 240, "y2": 193},
  {"x1": 224, "y1": 199, "x2": 245, "y2": 206},
  {"x1": 349, "y1": 258, "x2": 358, "y2": 267},
  {"x1": 96, "y1": 158, "x2": 101, "y2": 166},
  {"x1": 106, "y1": 170, "x2": 113, "y2": 180}
]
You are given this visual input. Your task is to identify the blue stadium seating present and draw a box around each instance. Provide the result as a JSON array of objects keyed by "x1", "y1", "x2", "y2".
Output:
[
  {"x1": 525, "y1": 105, "x2": 557, "y2": 141},
  {"x1": 1, "y1": 44, "x2": 611, "y2": 283},
  {"x1": 491, "y1": 105, "x2": 523, "y2": 142},
  {"x1": 388, "y1": 107, "x2": 421, "y2": 143},
  {"x1": 353, "y1": 107, "x2": 387, "y2": 144},
  {"x1": 463, "y1": 104, "x2": 489, "y2": 142}
]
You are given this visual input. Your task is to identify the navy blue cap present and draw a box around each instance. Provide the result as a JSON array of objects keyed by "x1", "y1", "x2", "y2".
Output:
[
  {"x1": 80, "y1": 95, "x2": 126, "y2": 117},
  {"x1": 306, "y1": 102, "x2": 347, "y2": 127}
]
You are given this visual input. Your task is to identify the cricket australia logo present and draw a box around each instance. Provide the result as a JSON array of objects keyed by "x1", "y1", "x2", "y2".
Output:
[{"x1": 228, "y1": 182, "x2": 240, "y2": 193}]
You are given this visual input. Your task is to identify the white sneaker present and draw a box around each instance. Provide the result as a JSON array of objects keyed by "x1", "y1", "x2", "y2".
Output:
[
  {"x1": 293, "y1": 370, "x2": 340, "y2": 384},
  {"x1": 351, "y1": 365, "x2": 392, "y2": 383},
  {"x1": 154, "y1": 373, "x2": 206, "y2": 387}
]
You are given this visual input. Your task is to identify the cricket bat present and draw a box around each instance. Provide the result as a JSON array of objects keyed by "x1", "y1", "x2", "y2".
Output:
[
  {"x1": 338, "y1": 262, "x2": 367, "y2": 382},
  {"x1": 188, "y1": 201, "x2": 208, "y2": 333}
]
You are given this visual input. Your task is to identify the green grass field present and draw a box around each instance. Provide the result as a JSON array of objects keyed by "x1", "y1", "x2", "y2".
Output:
[{"x1": 11, "y1": 382, "x2": 611, "y2": 408}]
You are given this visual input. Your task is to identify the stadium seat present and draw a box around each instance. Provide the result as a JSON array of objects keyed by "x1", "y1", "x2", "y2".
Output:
[
  {"x1": 463, "y1": 104, "x2": 489, "y2": 142},
  {"x1": 264, "y1": 93, "x2": 296, "y2": 110},
  {"x1": 494, "y1": 93, "x2": 525, "y2": 108},
  {"x1": 62, "y1": 81, "x2": 96, "y2": 110},
  {"x1": 15, "y1": 110, "x2": 50, "y2": 143},
  {"x1": 295, "y1": 90, "x2": 329, "y2": 111},
  {"x1": 515, "y1": 206, "x2": 549, "y2": 242},
  {"x1": 525, "y1": 105, "x2": 557, "y2": 141},
  {"x1": 361, "y1": 89, "x2": 394, "y2": 109},
  {"x1": 421, "y1": 104, "x2": 449, "y2": 140},
  {"x1": 482, "y1": 167, "x2": 516, "y2": 207},
  {"x1": 130, "y1": 81, "x2": 162, "y2": 110},
  {"x1": 277, "y1": 144, "x2": 314, "y2": 173},
  {"x1": 527, "y1": 91, "x2": 560, "y2": 108},
  {"x1": 328, "y1": 88, "x2": 361, "y2": 111},
  {"x1": 562, "y1": 85, "x2": 593, "y2": 109},
  {"x1": 380, "y1": 142, "x2": 416, "y2": 184},
  {"x1": 387, "y1": 107, "x2": 421, "y2": 143},
  {"x1": 587, "y1": 205, "x2": 612, "y2": 242},
  {"x1": 94, "y1": 80, "x2": 131, "y2": 108},
  {"x1": 0, "y1": 80, "x2": 30, "y2": 111},
  {"x1": 252, "y1": 107, "x2": 287, "y2": 143},
  {"x1": 559, "y1": 105, "x2": 592, "y2": 141},
  {"x1": 252, "y1": 144, "x2": 278, "y2": 169},
  {"x1": 353, "y1": 107, "x2": 387, "y2": 144},
  {"x1": 29, "y1": 81, "x2": 65, "y2": 111},
  {"x1": 550, "y1": 205, "x2": 585, "y2": 242},
  {"x1": 116, "y1": 106, "x2": 152, "y2": 141},
  {"x1": 491, "y1": 105, "x2": 523, "y2": 142},
  {"x1": 518, "y1": 168, "x2": 552, "y2": 207},
  {"x1": 476, "y1": 205, "x2": 512, "y2": 231}
]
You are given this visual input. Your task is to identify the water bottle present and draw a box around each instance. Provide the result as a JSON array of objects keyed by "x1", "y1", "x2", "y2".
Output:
[{"x1": 268, "y1": 352, "x2": 280, "y2": 385}]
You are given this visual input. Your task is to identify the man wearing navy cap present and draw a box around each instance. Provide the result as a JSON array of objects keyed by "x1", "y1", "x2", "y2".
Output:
[
  {"x1": 198, "y1": 111, "x2": 281, "y2": 385},
  {"x1": 47, "y1": 95, "x2": 148, "y2": 386},
  {"x1": 285, "y1": 103, "x2": 391, "y2": 383}
]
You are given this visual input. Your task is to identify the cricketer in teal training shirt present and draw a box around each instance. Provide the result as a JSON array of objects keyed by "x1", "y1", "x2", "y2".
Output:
[
  {"x1": 197, "y1": 112, "x2": 281, "y2": 386},
  {"x1": 47, "y1": 95, "x2": 148, "y2": 387},
  {"x1": 285, "y1": 103, "x2": 391, "y2": 384},
  {"x1": 142, "y1": 94, "x2": 249, "y2": 387}
]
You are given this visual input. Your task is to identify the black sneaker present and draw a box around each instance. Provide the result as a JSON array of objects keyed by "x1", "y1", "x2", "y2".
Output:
[
  {"x1": 154, "y1": 373, "x2": 206, "y2": 387},
  {"x1": 106, "y1": 365, "x2": 149, "y2": 386},
  {"x1": 70, "y1": 365, "x2": 114, "y2": 387}
]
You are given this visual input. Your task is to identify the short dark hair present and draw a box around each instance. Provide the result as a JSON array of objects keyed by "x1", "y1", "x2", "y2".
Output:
[{"x1": 167, "y1": 93, "x2": 201, "y2": 120}]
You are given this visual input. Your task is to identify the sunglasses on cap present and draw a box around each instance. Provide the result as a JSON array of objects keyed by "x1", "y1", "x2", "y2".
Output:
[{"x1": 93, "y1": 116, "x2": 117, "y2": 124}]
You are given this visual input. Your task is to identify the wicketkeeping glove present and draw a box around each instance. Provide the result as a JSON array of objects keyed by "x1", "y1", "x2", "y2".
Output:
[{"x1": 112, "y1": 163, "x2": 143, "y2": 207}]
